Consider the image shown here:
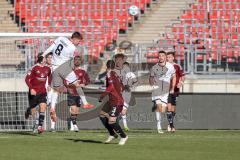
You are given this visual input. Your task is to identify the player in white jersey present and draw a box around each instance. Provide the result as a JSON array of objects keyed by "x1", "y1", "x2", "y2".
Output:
[
  {"x1": 149, "y1": 51, "x2": 176, "y2": 133},
  {"x1": 44, "y1": 52, "x2": 59, "y2": 131},
  {"x1": 42, "y1": 32, "x2": 94, "y2": 131},
  {"x1": 114, "y1": 54, "x2": 138, "y2": 131}
]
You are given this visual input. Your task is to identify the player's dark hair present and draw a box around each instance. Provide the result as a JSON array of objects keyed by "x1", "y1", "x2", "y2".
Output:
[
  {"x1": 74, "y1": 55, "x2": 82, "y2": 62},
  {"x1": 71, "y1": 31, "x2": 83, "y2": 40},
  {"x1": 74, "y1": 55, "x2": 81, "y2": 59},
  {"x1": 106, "y1": 60, "x2": 115, "y2": 69},
  {"x1": 158, "y1": 50, "x2": 166, "y2": 55},
  {"x1": 167, "y1": 51, "x2": 175, "y2": 56},
  {"x1": 114, "y1": 53, "x2": 125, "y2": 59},
  {"x1": 46, "y1": 52, "x2": 53, "y2": 58},
  {"x1": 123, "y1": 62, "x2": 129, "y2": 66},
  {"x1": 36, "y1": 52, "x2": 44, "y2": 63},
  {"x1": 37, "y1": 55, "x2": 44, "y2": 63}
]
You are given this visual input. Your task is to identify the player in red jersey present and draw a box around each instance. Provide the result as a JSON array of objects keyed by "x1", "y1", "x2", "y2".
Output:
[
  {"x1": 25, "y1": 55, "x2": 51, "y2": 134},
  {"x1": 166, "y1": 51, "x2": 185, "y2": 132},
  {"x1": 99, "y1": 60, "x2": 128, "y2": 145},
  {"x1": 66, "y1": 56, "x2": 90, "y2": 132}
]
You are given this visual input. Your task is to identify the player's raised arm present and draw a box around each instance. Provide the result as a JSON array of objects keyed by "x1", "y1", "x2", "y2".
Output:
[{"x1": 42, "y1": 42, "x2": 56, "y2": 57}]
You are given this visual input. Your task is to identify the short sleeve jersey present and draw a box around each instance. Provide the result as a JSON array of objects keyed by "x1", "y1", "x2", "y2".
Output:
[
  {"x1": 51, "y1": 37, "x2": 76, "y2": 67},
  {"x1": 150, "y1": 62, "x2": 175, "y2": 86}
]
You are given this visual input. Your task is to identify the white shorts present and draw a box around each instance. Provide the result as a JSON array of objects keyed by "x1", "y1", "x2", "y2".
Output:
[
  {"x1": 152, "y1": 85, "x2": 168, "y2": 106},
  {"x1": 52, "y1": 60, "x2": 78, "y2": 87},
  {"x1": 153, "y1": 98, "x2": 167, "y2": 107},
  {"x1": 123, "y1": 102, "x2": 129, "y2": 110},
  {"x1": 47, "y1": 88, "x2": 53, "y2": 105},
  {"x1": 65, "y1": 71, "x2": 78, "y2": 85},
  {"x1": 122, "y1": 91, "x2": 131, "y2": 109}
]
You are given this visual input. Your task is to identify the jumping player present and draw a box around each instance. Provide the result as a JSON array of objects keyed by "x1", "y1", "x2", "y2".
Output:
[
  {"x1": 25, "y1": 55, "x2": 51, "y2": 134},
  {"x1": 149, "y1": 51, "x2": 176, "y2": 133},
  {"x1": 42, "y1": 32, "x2": 94, "y2": 127},
  {"x1": 99, "y1": 60, "x2": 128, "y2": 145},
  {"x1": 166, "y1": 51, "x2": 185, "y2": 132}
]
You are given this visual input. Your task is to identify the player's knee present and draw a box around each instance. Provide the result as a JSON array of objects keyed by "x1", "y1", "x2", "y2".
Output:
[
  {"x1": 99, "y1": 116, "x2": 108, "y2": 126},
  {"x1": 54, "y1": 86, "x2": 64, "y2": 93},
  {"x1": 70, "y1": 106, "x2": 79, "y2": 114},
  {"x1": 39, "y1": 103, "x2": 47, "y2": 112},
  {"x1": 108, "y1": 117, "x2": 117, "y2": 124},
  {"x1": 31, "y1": 108, "x2": 36, "y2": 114},
  {"x1": 70, "y1": 113, "x2": 77, "y2": 119},
  {"x1": 99, "y1": 111, "x2": 109, "y2": 118},
  {"x1": 122, "y1": 108, "x2": 127, "y2": 115}
]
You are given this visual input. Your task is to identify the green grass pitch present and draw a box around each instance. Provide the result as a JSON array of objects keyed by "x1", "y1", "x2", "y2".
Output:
[{"x1": 0, "y1": 130, "x2": 239, "y2": 160}]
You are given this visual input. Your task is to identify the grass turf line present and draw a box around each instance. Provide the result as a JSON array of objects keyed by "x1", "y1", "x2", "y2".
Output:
[{"x1": 0, "y1": 130, "x2": 239, "y2": 160}]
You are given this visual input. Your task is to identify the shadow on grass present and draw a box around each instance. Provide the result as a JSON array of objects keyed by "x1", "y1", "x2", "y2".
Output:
[
  {"x1": 65, "y1": 138, "x2": 104, "y2": 144},
  {"x1": 0, "y1": 131, "x2": 39, "y2": 137}
]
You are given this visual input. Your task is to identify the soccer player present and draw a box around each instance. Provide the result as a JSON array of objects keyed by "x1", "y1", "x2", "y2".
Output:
[
  {"x1": 25, "y1": 55, "x2": 51, "y2": 134},
  {"x1": 114, "y1": 54, "x2": 138, "y2": 131},
  {"x1": 42, "y1": 32, "x2": 94, "y2": 129},
  {"x1": 166, "y1": 51, "x2": 185, "y2": 132},
  {"x1": 67, "y1": 56, "x2": 90, "y2": 132},
  {"x1": 43, "y1": 52, "x2": 58, "y2": 131},
  {"x1": 31, "y1": 52, "x2": 54, "y2": 132},
  {"x1": 99, "y1": 60, "x2": 128, "y2": 145},
  {"x1": 149, "y1": 51, "x2": 176, "y2": 134}
]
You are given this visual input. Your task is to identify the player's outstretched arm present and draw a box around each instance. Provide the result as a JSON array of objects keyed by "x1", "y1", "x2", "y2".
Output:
[
  {"x1": 99, "y1": 82, "x2": 114, "y2": 101},
  {"x1": 42, "y1": 43, "x2": 55, "y2": 57}
]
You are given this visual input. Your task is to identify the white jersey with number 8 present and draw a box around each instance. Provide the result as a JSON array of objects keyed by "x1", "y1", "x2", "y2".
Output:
[{"x1": 51, "y1": 37, "x2": 76, "y2": 68}]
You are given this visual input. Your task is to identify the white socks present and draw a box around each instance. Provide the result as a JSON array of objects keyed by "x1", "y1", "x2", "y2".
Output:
[
  {"x1": 51, "y1": 91, "x2": 58, "y2": 109},
  {"x1": 156, "y1": 112, "x2": 162, "y2": 130},
  {"x1": 80, "y1": 95, "x2": 88, "y2": 105},
  {"x1": 122, "y1": 115, "x2": 128, "y2": 128},
  {"x1": 76, "y1": 87, "x2": 88, "y2": 105},
  {"x1": 51, "y1": 120, "x2": 55, "y2": 129}
]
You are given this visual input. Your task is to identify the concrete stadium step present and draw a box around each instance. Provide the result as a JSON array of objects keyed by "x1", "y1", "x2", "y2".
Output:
[
  {"x1": 0, "y1": 28, "x2": 20, "y2": 32},
  {"x1": 0, "y1": 23, "x2": 18, "y2": 27},
  {"x1": 0, "y1": 17, "x2": 13, "y2": 21},
  {"x1": 0, "y1": 0, "x2": 23, "y2": 68},
  {"x1": 126, "y1": 0, "x2": 192, "y2": 44}
]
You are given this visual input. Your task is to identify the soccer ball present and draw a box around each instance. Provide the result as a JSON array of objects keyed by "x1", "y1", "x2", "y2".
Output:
[{"x1": 128, "y1": 5, "x2": 140, "y2": 16}]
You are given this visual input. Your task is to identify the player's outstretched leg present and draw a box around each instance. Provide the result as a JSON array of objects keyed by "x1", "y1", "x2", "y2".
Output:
[
  {"x1": 99, "y1": 114, "x2": 118, "y2": 143},
  {"x1": 75, "y1": 87, "x2": 94, "y2": 109},
  {"x1": 50, "y1": 108, "x2": 57, "y2": 132},
  {"x1": 108, "y1": 116, "x2": 128, "y2": 145},
  {"x1": 167, "y1": 94, "x2": 176, "y2": 133},
  {"x1": 49, "y1": 90, "x2": 58, "y2": 132},
  {"x1": 109, "y1": 122, "x2": 128, "y2": 145},
  {"x1": 166, "y1": 110, "x2": 173, "y2": 131},
  {"x1": 121, "y1": 104, "x2": 129, "y2": 131},
  {"x1": 70, "y1": 113, "x2": 79, "y2": 132},
  {"x1": 37, "y1": 102, "x2": 47, "y2": 134},
  {"x1": 155, "y1": 111, "x2": 163, "y2": 134}
]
